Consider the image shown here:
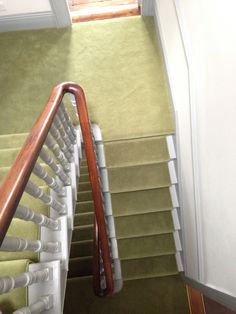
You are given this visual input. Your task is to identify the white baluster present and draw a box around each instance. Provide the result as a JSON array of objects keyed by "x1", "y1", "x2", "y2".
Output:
[
  {"x1": 39, "y1": 147, "x2": 71, "y2": 185},
  {"x1": 33, "y1": 162, "x2": 65, "y2": 196},
  {"x1": 15, "y1": 204, "x2": 60, "y2": 230},
  {"x1": 13, "y1": 295, "x2": 53, "y2": 314},
  {"x1": 1, "y1": 236, "x2": 60, "y2": 254},
  {"x1": 57, "y1": 107, "x2": 76, "y2": 145},
  {"x1": 60, "y1": 102, "x2": 77, "y2": 140},
  {"x1": 44, "y1": 135, "x2": 70, "y2": 173},
  {"x1": 25, "y1": 181, "x2": 67, "y2": 214},
  {"x1": 54, "y1": 114, "x2": 74, "y2": 153},
  {"x1": 0, "y1": 267, "x2": 51, "y2": 294},
  {"x1": 50, "y1": 124, "x2": 73, "y2": 162}
]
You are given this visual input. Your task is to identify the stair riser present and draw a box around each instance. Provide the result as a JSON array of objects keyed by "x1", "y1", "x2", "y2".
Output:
[
  {"x1": 77, "y1": 191, "x2": 93, "y2": 202},
  {"x1": 70, "y1": 241, "x2": 93, "y2": 258},
  {"x1": 72, "y1": 227, "x2": 93, "y2": 242},
  {"x1": 74, "y1": 213, "x2": 94, "y2": 226},
  {"x1": 79, "y1": 174, "x2": 89, "y2": 182},
  {"x1": 70, "y1": 234, "x2": 175, "y2": 260},
  {"x1": 104, "y1": 136, "x2": 170, "y2": 168},
  {"x1": 111, "y1": 187, "x2": 173, "y2": 217},
  {"x1": 80, "y1": 166, "x2": 88, "y2": 175},
  {"x1": 115, "y1": 211, "x2": 174, "y2": 239},
  {"x1": 78, "y1": 182, "x2": 91, "y2": 192},
  {"x1": 76, "y1": 201, "x2": 94, "y2": 214},
  {"x1": 121, "y1": 255, "x2": 178, "y2": 280},
  {"x1": 108, "y1": 163, "x2": 171, "y2": 193},
  {"x1": 68, "y1": 257, "x2": 93, "y2": 278}
]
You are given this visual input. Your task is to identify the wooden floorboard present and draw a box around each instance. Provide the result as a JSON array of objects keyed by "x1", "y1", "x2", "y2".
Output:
[
  {"x1": 68, "y1": 0, "x2": 140, "y2": 23},
  {"x1": 187, "y1": 286, "x2": 206, "y2": 314},
  {"x1": 72, "y1": 7, "x2": 140, "y2": 23}
]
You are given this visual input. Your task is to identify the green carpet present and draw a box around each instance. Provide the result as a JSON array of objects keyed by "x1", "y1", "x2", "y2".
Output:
[
  {"x1": 65, "y1": 151, "x2": 189, "y2": 313},
  {"x1": 0, "y1": 259, "x2": 29, "y2": 313},
  {"x1": 0, "y1": 16, "x2": 188, "y2": 313},
  {"x1": 65, "y1": 275, "x2": 188, "y2": 314},
  {"x1": 0, "y1": 16, "x2": 174, "y2": 140}
]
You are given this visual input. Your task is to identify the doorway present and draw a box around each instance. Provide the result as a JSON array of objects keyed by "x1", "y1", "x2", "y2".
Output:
[{"x1": 67, "y1": 0, "x2": 140, "y2": 23}]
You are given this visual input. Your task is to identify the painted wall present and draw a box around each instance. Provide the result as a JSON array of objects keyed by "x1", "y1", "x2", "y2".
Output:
[
  {"x1": 154, "y1": 0, "x2": 236, "y2": 299},
  {"x1": 0, "y1": 0, "x2": 52, "y2": 16}
]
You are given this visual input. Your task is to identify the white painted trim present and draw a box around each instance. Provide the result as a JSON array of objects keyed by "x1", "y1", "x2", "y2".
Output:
[
  {"x1": 168, "y1": 160, "x2": 178, "y2": 184},
  {"x1": 29, "y1": 261, "x2": 61, "y2": 314},
  {"x1": 91, "y1": 123, "x2": 123, "y2": 293},
  {"x1": 40, "y1": 216, "x2": 69, "y2": 271},
  {"x1": 141, "y1": 0, "x2": 154, "y2": 16},
  {"x1": 175, "y1": 251, "x2": 184, "y2": 272},
  {"x1": 49, "y1": 0, "x2": 71, "y2": 28},
  {"x1": 166, "y1": 135, "x2": 177, "y2": 159},
  {"x1": 171, "y1": 208, "x2": 181, "y2": 230},
  {"x1": 173, "y1": 230, "x2": 182, "y2": 251},
  {"x1": 154, "y1": 0, "x2": 202, "y2": 280},
  {"x1": 0, "y1": 11, "x2": 56, "y2": 32},
  {"x1": 169, "y1": 185, "x2": 179, "y2": 208},
  {"x1": 172, "y1": 0, "x2": 204, "y2": 282}
]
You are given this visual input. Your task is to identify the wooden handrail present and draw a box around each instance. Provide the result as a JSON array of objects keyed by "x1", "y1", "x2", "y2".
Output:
[{"x1": 0, "y1": 82, "x2": 114, "y2": 295}]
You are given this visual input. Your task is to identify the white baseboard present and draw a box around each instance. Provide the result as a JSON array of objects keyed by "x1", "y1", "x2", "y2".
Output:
[
  {"x1": 0, "y1": 11, "x2": 56, "y2": 32},
  {"x1": 141, "y1": 0, "x2": 154, "y2": 16}
]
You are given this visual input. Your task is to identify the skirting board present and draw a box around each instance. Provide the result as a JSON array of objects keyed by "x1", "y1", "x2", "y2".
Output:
[
  {"x1": 183, "y1": 274, "x2": 236, "y2": 312},
  {"x1": 0, "y1": 11, "x2": 56, "y2": 32},
  {"x1": 141, "y1": 0, "x2": 154, "y2": 16}
]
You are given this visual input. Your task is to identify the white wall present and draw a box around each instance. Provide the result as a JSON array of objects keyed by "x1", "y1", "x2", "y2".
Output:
[
  {"x1": 0, "y1": 0, "x2": 52, "y2": 16},
  {"x1": 0, "y1": 0, "x2": 71, "y2": 31},
  {"x1": 154, "y1": 0, "x2": 236, "y2": 298}
]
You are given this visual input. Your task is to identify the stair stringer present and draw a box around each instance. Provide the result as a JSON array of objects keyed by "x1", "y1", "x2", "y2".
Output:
[
  {"x1": 166, "y1": 135, "x2": 184, "y2": 272},
  {"x1": 91, "y1": 123, "x2": 123, "y2": 294}
]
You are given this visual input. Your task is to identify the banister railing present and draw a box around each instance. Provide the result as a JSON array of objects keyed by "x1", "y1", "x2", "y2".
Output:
[{"x1": 0, "y1": 82, "x2": 114, "y2": 297}]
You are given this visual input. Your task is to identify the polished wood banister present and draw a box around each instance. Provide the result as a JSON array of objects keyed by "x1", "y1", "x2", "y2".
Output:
[{"x1": 0, "y1": 82, "x2": 114, "y2": 295}]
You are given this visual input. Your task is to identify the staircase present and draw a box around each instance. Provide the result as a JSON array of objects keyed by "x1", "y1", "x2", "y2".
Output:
[
  {"x1": 0, "y1": 124, "x2": 189, "y2": 313},
  {"x1": 64, "y1": 134, "x2": 189, "y2": 312}
]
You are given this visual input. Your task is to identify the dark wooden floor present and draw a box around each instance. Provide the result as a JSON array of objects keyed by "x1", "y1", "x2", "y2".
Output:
[
  {"x1": 187, "y1": 286, "x2": 236, "y2": 314},
  {"x1": 68, "y1": 0, "x2": 140, "y2": 23}
]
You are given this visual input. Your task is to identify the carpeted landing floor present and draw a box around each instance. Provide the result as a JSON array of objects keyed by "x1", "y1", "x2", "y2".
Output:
[
  {"x1": 0, "y1": 16, "x2": 189, "y2": 313},
  {"x1": 0, "y1": 16, "x2": 174, "y2": 140}
]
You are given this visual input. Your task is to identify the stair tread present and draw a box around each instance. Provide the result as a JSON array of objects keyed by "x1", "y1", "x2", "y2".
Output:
[
  {"x1": 0, "y1": 259, "x2": 29, "y2": 313},
  {"x1": 115, "y1": 210, "x2": 174, "y2": 239},
  {"x1": 121, "y1": 254, "x2": 178, "y2": 280},
  {"x1": 0, "y1": 164, "x2": 54, "y2": 186},
  {"x1": 0, "y1": 133, "x2": 28, "y2": 149},
  {"x1": 118, "y1": 233, "x2": 176, "y2": 259},
  {"x1": 65, "y1": 275, "x2": 189, "y2": 314},
  {"x1": 104, "y1": 136, "x2": 170, "y2": 168},
  {"x1": 0, "y1": 219, "x2": 40, "y2": 262},
  {"x1": 68, "y1": 255, "x2": 93, "y2": 278},
  {"x1": 76, "y1": 200, "x2": 94, "y2": 214},
  {"x1": 108, "y1": 162, "x2": 171, "y2": 193},
  {"x1": 111, "y1": 187, "x2": 173, "y2": 216}
]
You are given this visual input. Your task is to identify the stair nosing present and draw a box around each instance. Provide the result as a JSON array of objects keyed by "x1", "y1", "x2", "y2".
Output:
[
  {"x1": 107, "y1": 158, "x2": 171, "y2": 170},
  {"x1": 117, "y1": 231, "x2": 175, "y2": 241},
  {"x1": 77, "y1": 200, "x2": 94, "y2": 205},
  {"x1": 110, "y1": 183, "x2": 172, "y2": 194},
  {"x1": 107, "y1": 160, "x2": 170, "y2": 171},
  {"x1": 114, "y1": 207, "x2": 172, "y2": 218},
  {"x1": 103, "y1": 133, "x2": 174, "y2": 144},
  {"x1": 120, "y1": 251, "x2": 176, "y2": 261},
  {"x1": 73, "y1": 224, "x2": 93, "y2": 230},
  {"x1": 116, "y1": 230, "x2": 174, "y2": 240},
  {"x1": 71, "y1": 239, "x2": 93, "y2": 245},
  {"x1": 69, "y1": 255, "x2": 93, "y2": 262},
  {"x1": 74, "y1": 212, "x2": 94, "y2": 217},
  {"x1": 124, "y1": 271, "x2": 179, "y2": 281},
  {"x1": 115, "y1": 209, "x2": 172, "y2": 219}
]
